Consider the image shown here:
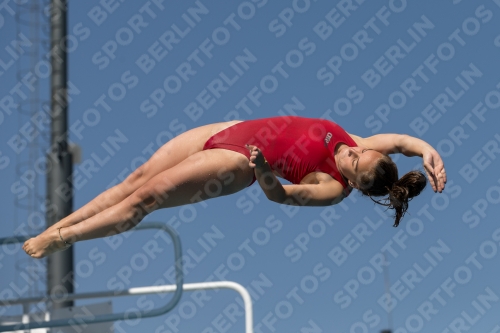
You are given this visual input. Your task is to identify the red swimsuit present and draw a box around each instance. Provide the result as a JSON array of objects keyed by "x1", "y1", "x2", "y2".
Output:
[{"x1": 203, "y1": 116, "x2": 358, "y2": 196}]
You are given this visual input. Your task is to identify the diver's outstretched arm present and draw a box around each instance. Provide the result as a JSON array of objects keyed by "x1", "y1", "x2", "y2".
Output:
[
  {"x1": 348, "y1": 133, "x2": 430, "y2": 156},
  {"x1": 349, "y1": 133, "x2": 447, "y2": 193}
]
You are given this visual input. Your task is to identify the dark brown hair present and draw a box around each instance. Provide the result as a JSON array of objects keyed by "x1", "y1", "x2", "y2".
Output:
[{"x1": 357, "y1": 155, "x2": 426, "y2": 227}]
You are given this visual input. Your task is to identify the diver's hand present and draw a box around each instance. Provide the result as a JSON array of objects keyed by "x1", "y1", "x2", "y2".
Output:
[
  {"x1": 246, "y1": 144, "x2": 267, "y2": 168},
  {"x1": 422, "y1": 149, "x2": 447, "y2": 193}
]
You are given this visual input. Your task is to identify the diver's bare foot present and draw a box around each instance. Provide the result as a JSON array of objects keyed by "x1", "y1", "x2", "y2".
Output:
[{"x1": 22, "y1": 229, "x2": 70, "y2": 259}]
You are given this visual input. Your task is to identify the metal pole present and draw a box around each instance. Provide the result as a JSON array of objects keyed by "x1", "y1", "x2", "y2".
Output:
[{"x1": 47, "y1": 0, "x2": 73, "y2": 310}]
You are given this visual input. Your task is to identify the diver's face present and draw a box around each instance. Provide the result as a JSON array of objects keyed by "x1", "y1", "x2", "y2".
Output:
[{"x1": 337, "y1": 147, "x2": 382, "y2": 187}]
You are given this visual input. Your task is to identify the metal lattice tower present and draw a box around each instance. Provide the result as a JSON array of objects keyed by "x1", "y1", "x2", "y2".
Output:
[{"x1": 13, "y1": 0, "x2": 51, "y2": 314}]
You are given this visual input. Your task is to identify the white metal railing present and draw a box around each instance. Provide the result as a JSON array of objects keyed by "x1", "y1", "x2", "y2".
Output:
[
  {"x1": 2, "y1": 281, "x2": 253, "y2": 333},
  {"x1": 0, "y1": 222, "x2": 253, "y2": 333}
]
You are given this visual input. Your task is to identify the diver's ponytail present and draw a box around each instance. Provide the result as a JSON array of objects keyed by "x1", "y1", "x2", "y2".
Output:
[
  {"x1": 359, "y1": 155, "x2": 427, "y2": 227},
  {"x1": 388, "y1": 171, "x2": 427, "y2": 227}
]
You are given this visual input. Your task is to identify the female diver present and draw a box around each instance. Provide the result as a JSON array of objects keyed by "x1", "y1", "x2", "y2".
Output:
[{"x1": 23, "y1": 116, "x2": 446, "y2": 258}]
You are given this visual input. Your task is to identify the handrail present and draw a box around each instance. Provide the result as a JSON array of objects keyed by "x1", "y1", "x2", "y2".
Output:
[
  {"x1": 2, "y1": 281, "x2": 253, "y2": 333},
  {"x1": 0, "y1": 222, "x2": 184, "y2": 332}
]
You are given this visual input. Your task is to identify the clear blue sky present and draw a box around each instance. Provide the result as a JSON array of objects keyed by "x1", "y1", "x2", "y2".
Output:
[{"x1": 1, "y1": 1, "x2": 500, "y2": 332}]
